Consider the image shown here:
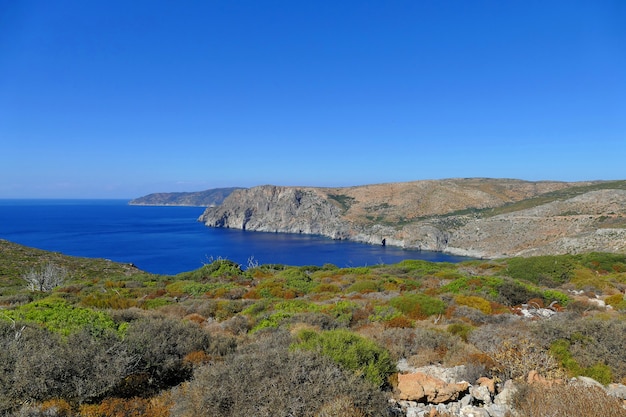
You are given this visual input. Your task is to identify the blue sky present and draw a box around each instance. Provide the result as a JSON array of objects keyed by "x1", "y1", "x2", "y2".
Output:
[{"x1": 1, "y1": 1, "x2": 625, "y2": 198}]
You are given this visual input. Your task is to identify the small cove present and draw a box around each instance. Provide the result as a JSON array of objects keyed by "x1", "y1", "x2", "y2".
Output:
[{"x1": 0, "y1": 199, "x2": 471, "y2": 275}]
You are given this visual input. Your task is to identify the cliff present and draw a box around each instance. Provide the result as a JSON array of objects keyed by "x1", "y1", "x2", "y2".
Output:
[
  {"x1": 198, "y1": 179, "x2": 626, "y2": 258},
  {"x1": 129, "y1": 187, "x2": 243, "y2": 206}
]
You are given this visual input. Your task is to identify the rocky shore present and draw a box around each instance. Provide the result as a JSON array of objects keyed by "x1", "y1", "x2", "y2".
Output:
[{"x1": 198, "y1": 179, "x2": 626, "y2": 258}]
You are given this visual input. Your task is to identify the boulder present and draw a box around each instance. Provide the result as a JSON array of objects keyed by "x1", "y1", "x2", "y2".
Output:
[
  {"x1": 527, "y1": 370, "x2": 564, "y2": 387},
  {"x1": 397, "y1": 373, "x2": 469, "y2": 404},
  {"x1": 459, "y1": 405, "x2": 490, "y2": 417},
  {"x1": 569, "y1": 376, "x2": 605, "y2": 390},
  {"x1": 494, "y1": 380, "x2": 517, "y2": 406},
  {"x1": 607, "y1": 383, "x2": 626, "y2": 400},
  {"x1": 469, "y1": 384, "x2": 492, "y2": 404},
  {"x1": 476, "y1": 376, "x2": 496, "y2": 394}
]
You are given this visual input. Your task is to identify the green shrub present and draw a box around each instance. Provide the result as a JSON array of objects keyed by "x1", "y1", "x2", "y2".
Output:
[
  {"x1": 454, "y1": 295, "x2": 492, "y2": 314},
  {"x1": 578, "y1": 252, "x2": 626, "y2": 273},
  {"x1": 534, "y1": 316, "x2": 626, "y2": 382},
  {"x1": 389, "y1": 293, "x2": 445, "y2": 319},
  {"x1": 505, "y1": 255, "x2": 574, "y2": 286},
  {"x1": 3, "y1": 298, "x2": 118, "y2": 336},
  {"x1": 198, "y1": 259, "x2": 244, "y2": 280},
  {"x1": 496, "y1": 279, "x2": 542, "y2": 306},
  {"x1": 605, "y1": 293, "x2": 626, "y2": 310},
  {"x1": 550, "y1": 338, "x2": 614, "y2": 384},
  {"x1": 438, "y1": 276, "x2": 503, "y2": 298},
  {"x1": 292, "y1": 329, "x2": 395, "y2": 387},
  {"x1": 280, "y1": 269, "x2": 316, "y2": 295},
  {"x1": 447, "y1": 323, "x2": 474, "y2": 342},
  {"x1": 346, "y1": 280, "x2": 380, "y2": 293},
  {"x1": 541, "y1": 289, "x2": 570, "y2": 306},
  {"x1": 395, "y1": 259, "x2": 452, "y2": 276},
  {"x1": 368, "y1": 305, "x2": 402, "y2": 323},
  {"x1": 323, "y1": 300, "x2": 359, "y2": 326},
  {"x1": 251, "y1": 311, "x2": 294, "y2": 332}
]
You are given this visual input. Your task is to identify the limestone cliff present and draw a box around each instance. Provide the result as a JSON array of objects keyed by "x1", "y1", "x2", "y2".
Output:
[
  {"x1": 198, "y1": 179, "x2": 626, "y2": 258},
  {"x1": 199, "y1": 186, "x2": 353, "y2": 239}
]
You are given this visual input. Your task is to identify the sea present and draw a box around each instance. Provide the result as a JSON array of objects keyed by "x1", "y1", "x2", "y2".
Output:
[{"x1": 0, "y1": 199, "x2": 471, "y2": 275}]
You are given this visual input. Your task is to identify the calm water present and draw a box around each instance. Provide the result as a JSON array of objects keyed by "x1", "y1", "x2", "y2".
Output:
[{"x1": 0, "y1": 200, "x2": 470, "y2": 275}]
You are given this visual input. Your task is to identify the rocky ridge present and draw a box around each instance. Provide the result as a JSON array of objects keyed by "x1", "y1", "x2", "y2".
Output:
[
  {"x1": 129, "y1": 187, "x2": 242, "y2": 206},
  {"x1": 198, "y1": 179, "x2": 626, "y2": 258}
]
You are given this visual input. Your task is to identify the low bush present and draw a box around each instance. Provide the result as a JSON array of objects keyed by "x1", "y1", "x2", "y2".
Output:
[
  {"x1": 491, "y1": 338, "x2": 565, "y2": 381},
  {"x1": 496, "y1": 279, "x2": 542, "y2": 306},
  {"x1": 447, "y1": 323, "x2": 474, "y2": 342},
  {"x1": 505, "y1": 255, "x2": 575, "y2": 286},
  {"x1": 389, "y1": 293, "x2": 445, "y2": 319},
  {"x1": 292, "y1": 329, "x2": 395, "y2": 387},
  {"x1": 454, "y1": 295, "x2": 492, "y2": 314},
  {"x1": 121, "y1": 316, "x2": 235, "y2": 395},
  {"x1": 512, "y1": 383, "x2": 626, "y2": 417},
  {"x1": 0, "y1": 322, "x2": 132, "y2": 412},
  {"x1": 171, "y1": 333, "x2": 390, "y2": 417},
  {"x1": 605, "y1": 293, "x2": 626, "y2": 310},
  {"x1": 533, "y1": 315, "x2": 626, "y2": 382},
  {"x1": 3, "y1": 297, "x2": 119, "y2": 336}
]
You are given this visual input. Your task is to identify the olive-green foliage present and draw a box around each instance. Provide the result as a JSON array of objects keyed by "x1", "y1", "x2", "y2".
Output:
[
  {"x1": 605, "y1": 293, "x2": 626, "y2": 311},
  {"x1": 346, "y1": 280, "x2": 380, "y2": 293},
  {"x1": 439, "y1": 276, "x2": 503, "y2": 298},
  {"x1": 395, "y1": 259, "x2": 454, "y2": 276},
  {"x1": 534, "y1": 315, "x2": 626, "y2": 382},
  {"x1": 171, "y1": 331, "x2": 390, "y2": 417},
  {"x1": 549, "y1": 339, "x2": 613, "y2": 384},
  {"x1": 578, "y1": 252, "x2": 626, "y2": 273},
  {"x1": 495, "y1": 279, "x2": 543, "y2": 306},
  {"x1": 1, "y1": 297, "x2": 118, "y2": 336},
  {"x1": 177, "y1": 259, "x2": 247, "y2": 282},
  {"x1": 447, "y1": 323, "x2": 474, "y2": 342},
  {"x1": 292, "y1": 329, "x2": 396, "y2": 387},
  {"x1": 541, "y1": 289, "x2": 570, "y2": 306},
  {"x1": 389, "y1": 293, "x2": 445, "y2": 318},
  {"x1": 279, "y1": 268, "x2": 315, "y2": 295},
  {"x1": 505, "y1": 255, "x2": 575, "y2": 286}
]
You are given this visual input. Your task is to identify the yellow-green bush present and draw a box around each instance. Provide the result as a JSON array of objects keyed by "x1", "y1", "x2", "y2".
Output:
[{"x1": 455, "y1": 295, "x2": 492, "y2": 314}]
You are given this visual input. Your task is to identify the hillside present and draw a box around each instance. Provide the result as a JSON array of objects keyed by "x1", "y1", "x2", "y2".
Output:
[
  {"x1": 1, "y1": 240, "x2": 625, "y2": 416},
  {"x1": 198, "y1": 178, "x2": 626, "y2": 258},
  {"x1": 129, "y1": 187, "x2": 243, "y2": 206}
]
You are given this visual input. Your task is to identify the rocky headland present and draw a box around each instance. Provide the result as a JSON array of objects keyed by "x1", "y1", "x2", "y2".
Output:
[
  {"x1": 198, "y1": 178, "x2": 626, "y2": 258},
  {"x1": 129, "y1": 187, "x2": 242, "y2": 206}
]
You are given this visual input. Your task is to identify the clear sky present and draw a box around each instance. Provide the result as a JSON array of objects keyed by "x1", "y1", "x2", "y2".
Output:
[{"x1": 1, "y1": 1, "x2": 625, "y2": 198}]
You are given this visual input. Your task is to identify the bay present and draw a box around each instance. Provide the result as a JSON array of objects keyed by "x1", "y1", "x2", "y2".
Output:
[{"x1": 0, "y1": 199, "x2": 470, "y2": 275}]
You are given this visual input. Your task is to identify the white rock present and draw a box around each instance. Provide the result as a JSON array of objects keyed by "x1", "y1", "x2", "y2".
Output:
[{"x1": 470, "y1": 385, "x2": 493, "y2": 404}]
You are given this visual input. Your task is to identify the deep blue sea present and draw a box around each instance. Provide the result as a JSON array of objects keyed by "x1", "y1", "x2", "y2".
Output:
[{"x1": 0, "y1": 199, "x2": 470, "y2": 275}]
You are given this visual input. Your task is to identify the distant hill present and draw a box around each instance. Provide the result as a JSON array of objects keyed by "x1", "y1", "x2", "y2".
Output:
[
  {"x1": 129, "y1": 187, "x2": 243, "y2": 207},
  {"x1": 198, "y1": 178, "x2": 626, "y2": 258}
]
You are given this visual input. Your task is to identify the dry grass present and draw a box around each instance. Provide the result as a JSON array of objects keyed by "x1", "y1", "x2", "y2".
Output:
[{"x1": 512, "y1": 383, "x2": 626, "y2": 417}]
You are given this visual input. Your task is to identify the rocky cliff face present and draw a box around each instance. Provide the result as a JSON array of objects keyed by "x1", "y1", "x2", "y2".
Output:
[
  {"x1": 199, "y1": 186, "x2": 353, "y2": 239},
  {"x1": 198, "y1": 179, "x2": 626, "y2": 258}
]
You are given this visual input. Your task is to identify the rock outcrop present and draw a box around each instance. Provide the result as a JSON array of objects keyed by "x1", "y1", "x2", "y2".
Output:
[
  {"x1": 391, "y1": 365, "x2": 626, "y2": 417},
  {"x1": 198, "y1": 179, "x2": 626, "y2": 258}
]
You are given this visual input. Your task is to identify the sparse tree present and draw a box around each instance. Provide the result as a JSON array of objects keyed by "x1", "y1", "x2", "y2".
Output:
[{"x1": 22, "y1": 263, "x2": 68, "y2": 292}]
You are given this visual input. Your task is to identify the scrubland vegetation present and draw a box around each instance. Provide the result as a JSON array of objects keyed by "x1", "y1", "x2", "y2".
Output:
[{"x1": 0, "y1": 240, "x2": 625, "y2": 416}]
